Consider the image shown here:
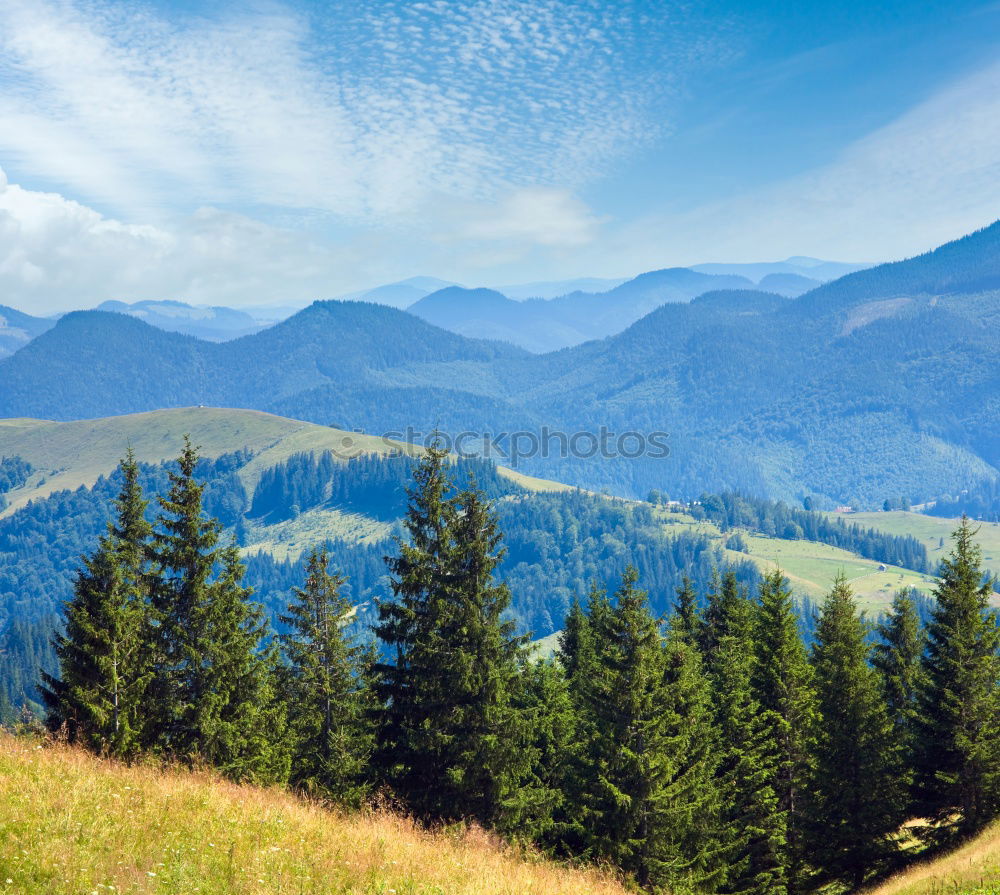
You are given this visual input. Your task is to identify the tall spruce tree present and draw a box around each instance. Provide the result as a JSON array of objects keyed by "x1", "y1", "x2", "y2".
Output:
[
  {"x1": 699, "y1": 570, "x2": 747, "y2": 672},
  {"x1": 373, "y1": 448, "x2": 527, "y2": 826},
  {"x1": 673, "y1": 575, "x2": 700, "y2": 641},
  {"x1": 503, "y1": 658, "x2": 577, "y2": 844},
  {"x1": 575, "y1": 566, "x2": 722, "y2": 891},
  {"x1": 706, "y1": 573, "x2": 785, "y2": 895},
  {"x1": 915, "y1": 517, "x2": 1000, "y2": 838},
  {"x1": 280, "y1": 546, "x2": 371, "y2": 805},
  {"x1": 556, "y1": 582, "x2": 608, "y2": 855},
  {"x1": 808, "y1": 575, "x2": 904, "y2": 889},
  {"x1": 145, "y1": 438, "x2": 287, "y2": 782},
  {"x1": 558, "y1": 595, "x2": 590, "y2": 681},
  {"x1": 751, "y1": 569, "x2": 818, "y2": 895},
  {"x1": 41, "y1": 450, "x2": 152, "y2": 758},
  {"x1": 872, "y1": 588, "x2": 926, "y2": 814}
]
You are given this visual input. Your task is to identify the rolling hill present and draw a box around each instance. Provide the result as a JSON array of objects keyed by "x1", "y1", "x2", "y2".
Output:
[
  {"x1": 0, "y1": 407, "x2": 562, "y2": 519},
  {"x1": 834, "y1": 510, "x2": 1000, "y2": 582},
  {"x1": 0, "y1": 301, "x2": 529, "y2": 425},
  {"x1": 0, "y1": 734, "x2": 627, "y2": 895}
]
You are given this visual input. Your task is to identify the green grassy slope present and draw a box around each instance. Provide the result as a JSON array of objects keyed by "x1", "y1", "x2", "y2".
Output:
[
  {"x1": 0, "y1": 407, "x2": 565, "y2": 520},
  {"x1": 0, "y1": 734, "x2": 627, "y2": 895},
  {"x1": 658, "y1": 508, "x2": 939, "y2": 612},
  {"x1": 867, "y1": 820, "x2": 1000, "y2": 895},
  {"x1": 843, "y1": 511, "x2": 1000, "y2": 580}
]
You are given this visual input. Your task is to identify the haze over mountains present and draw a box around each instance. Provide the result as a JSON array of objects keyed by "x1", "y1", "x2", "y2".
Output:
[
  {"x1": 0, "y1": 259, "x2": 854, "y2": 356},
  {"x1": 0, "y1": 255, "x2": 862, "y2": 355},
  {"x1": 410, "y1": 268, "x2": 769, "y2": 351},
  {"x1": 0, "y1": 223, "x2": 996, "y2": 509}
]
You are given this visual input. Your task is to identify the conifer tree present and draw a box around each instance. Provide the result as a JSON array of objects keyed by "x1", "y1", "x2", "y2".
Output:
[
  {"x1": 915, "y1": 518, "x2": 1000, "y2": 838},
  {"x1": 699, "y1": 570, "x2": 746, "y2": 670},
  {"x1": 872, "y1": 588, "x2": 926, "y2": 811},
  {"x1": 558, "y1": 595, "x2": 589, "y2": 681},
  {"x1": 503, "y1": 658, "x2": 577, "y2": 844},
  {"x1": 673, "y1": 574, "x2": 700, "y2": 641},
  {"x1": 280, "y1": 546, "x2": 371, "y2": 804},
  {"x1": 808, "y1": 575, "x2": 904, "y2": 889},
  {"x1": 659, "y1": 625, "x2": 727, "y2": 891},
  {"x1": 575, "y1": 566, "x2": 722, "y2": 891},
  {"x1": 556, "y1": 582, "x2": 607, "y2": 854},
  {"x1": 41, "y1": 450, "x2": 152, "y2": 758},
  {"x1": 373, "y1": 447, "x2": 527, "y2": 826},
  {"x1": 706, "y1": 573, "x2": 785, "y2": 895},
  {"x1": 751, "y1": 569, "x2": 818, "y2": 895},
  {"x1": 145, "y1": 438, "x2": 287, "y2": 782}
]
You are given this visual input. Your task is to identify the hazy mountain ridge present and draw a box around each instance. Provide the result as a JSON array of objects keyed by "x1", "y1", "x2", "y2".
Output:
[
  {"x1": 0, "y1": 258, "x2": 856, "y2": 355},
  {"x1": 0, "y1": 300, "x2": 525, "y2": 423},
  {"x1": 409, "y1": 267, "x2": 765, "y2": 351},
  {"x1": 691, "y1": 256, "x2": 869, "y2": 282},
  {"x1": 0, "y1": 224, "x2": 997, "y2": 506},
  {"x1": 96, "y1": 299, "x2": 268, "y2": 341}
]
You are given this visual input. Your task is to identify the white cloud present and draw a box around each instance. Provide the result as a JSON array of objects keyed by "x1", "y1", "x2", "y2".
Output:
[
  {"x1": 0, "y1": 0, "x2": 723, "y2": 223},
  {"x1": 0, "y1": 169, "x2": 348, "y2": 314},
  {"x1": 0, "y1": 0, "x2": 731, "y2": 312},
  {"x1": 450, "y1": 188, "x2": 602, "y2": 248},
  {"x1": 0, "y1": 166, "x2": 604, "y2": 314}
]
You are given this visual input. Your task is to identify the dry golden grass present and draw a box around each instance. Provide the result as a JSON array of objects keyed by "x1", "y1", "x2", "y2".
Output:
[
  {"x1": 0, "y1": 733, "x2": 628, "y2": 895},
  {"x1": 866, "y1": 822, "x2": 1000, "y2": 895}
]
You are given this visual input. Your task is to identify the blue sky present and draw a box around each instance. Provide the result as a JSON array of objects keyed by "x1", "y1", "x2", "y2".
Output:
[{"x1": 0, "y1": 0, "x2": 997, "y2": 313}]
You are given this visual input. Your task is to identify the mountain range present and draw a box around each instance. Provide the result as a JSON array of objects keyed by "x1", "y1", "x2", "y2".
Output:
[
  {"x1": 408, "y1": 268, "x2": 766, "y2": 351},
  {"x1": 0, "y1": 256, "x2": 859, "y2": 356},
  {"x1": 0, "y1": 223, "x2": 996, "y2": 507}
]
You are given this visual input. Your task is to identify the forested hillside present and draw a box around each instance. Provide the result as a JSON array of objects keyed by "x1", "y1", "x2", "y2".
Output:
[
  {"x1": 0, "y1": 223, "x2": 998, "y2": 507},
  {"x1": 0, "y1": 415, "x2": 757, "y2": 715}
]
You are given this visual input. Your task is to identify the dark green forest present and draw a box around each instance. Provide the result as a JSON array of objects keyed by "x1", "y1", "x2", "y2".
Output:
[
  {"x1": 927, "y1": 480, "x2": 1000, "y2": 522},
  {"x1": 0, "y1": 456, "x2": 31, "y2": 511}
]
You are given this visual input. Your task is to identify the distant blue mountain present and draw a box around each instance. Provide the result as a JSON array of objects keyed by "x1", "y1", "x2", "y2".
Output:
[
  {"x1": 692, "y1": 257, "x2": 868, "y2": 283},
  {"x1": 96, "y1": 299, "x2": 266, "y2": 341},
  {"x1": 490, "y1": 276, "x2": 628, "y2": 299},
  {"x1": 409, "y1": 267, "x2": 758, "y2": 351},
  {"x1": 335, "y1": 276, "x2": 461, "y2": 309},
  {"x1": 2, "y1": 223, "x2": 999, "y2": 506}
]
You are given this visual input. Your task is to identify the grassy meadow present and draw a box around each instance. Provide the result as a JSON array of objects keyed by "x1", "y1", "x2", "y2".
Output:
[
  {"x1": 845, "y1": 511, "x2": 1000, "y2": 581},
  {"x1": 657, "y1": 508, "x2": 937, "y2": 613},
  {"x1": 867, "y1": 821, "x2": 1000, "y2": 895},
  {"x1": 0, "y1": 734, "x2": 627, "y2": 895}
]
